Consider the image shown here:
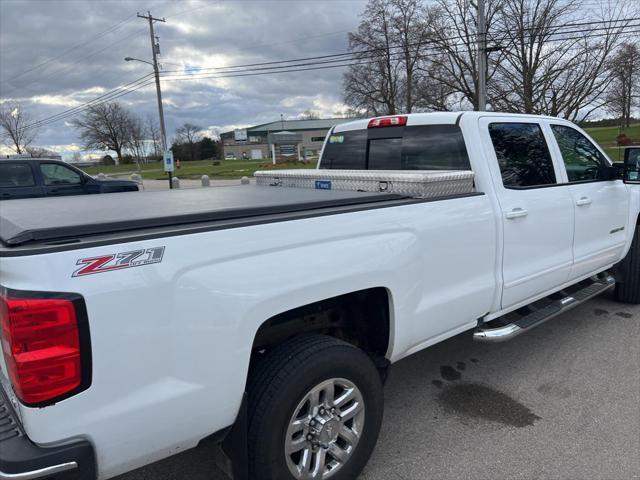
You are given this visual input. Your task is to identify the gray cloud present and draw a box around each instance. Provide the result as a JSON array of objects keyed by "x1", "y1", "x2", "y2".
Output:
[{"x1": 0, "y1": 0, "x2": 366, "y2": 155}]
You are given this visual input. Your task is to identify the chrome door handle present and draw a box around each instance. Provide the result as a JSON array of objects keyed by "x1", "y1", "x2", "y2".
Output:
[
  {"x1": 505, "y1": 208, "x2": 529, "y2": 219},
  {"x1": 576, "y1": 197, "x2": 592, "y2": 207}
]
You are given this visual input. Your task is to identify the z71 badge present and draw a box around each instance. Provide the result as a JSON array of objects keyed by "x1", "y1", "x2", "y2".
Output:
[{"x1": 73, "y1": 247, "x2": 165, "y2": 277}]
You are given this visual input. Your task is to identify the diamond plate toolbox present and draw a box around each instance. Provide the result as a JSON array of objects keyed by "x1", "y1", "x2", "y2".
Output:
[{"x1": 254, "y1": 169, "x2": 475, "y2": 199}]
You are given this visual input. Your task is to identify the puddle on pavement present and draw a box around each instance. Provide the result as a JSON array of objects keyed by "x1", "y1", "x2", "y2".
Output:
[
  {"x1": 440, "y1": 365, "x2": 462, "y2": 381},
  {"x1": 437, "y1": 383, "x2": 541, "y2": 428},
  {"x1": 593, "y1": 308, "x2": 609, "y2": 316},
  {"x1": 615, "y1": 312, "x2": 633, "y2": 319}
]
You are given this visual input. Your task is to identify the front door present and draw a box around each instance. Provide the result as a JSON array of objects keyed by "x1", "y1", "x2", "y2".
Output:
[
  {"x1": 480, "y1": 118, "x2": 575, "y2": 309},
  {"x1": 547, "y1": 123, "x2": 630, "y2": 278},
  {"x1": 39, "y1": 162, "x2": 87, "y2": 196}
]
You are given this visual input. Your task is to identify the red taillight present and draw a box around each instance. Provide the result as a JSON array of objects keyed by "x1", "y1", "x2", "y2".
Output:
[
  {"x1": 0, "y1": 294, "x2": 83, "y2": 406},
  {"x1": 368, "y1": 116, "x2": 408, "y2": 128}
]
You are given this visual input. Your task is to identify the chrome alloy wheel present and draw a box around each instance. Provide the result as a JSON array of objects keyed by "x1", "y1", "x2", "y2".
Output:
[{"x1": 284, "y1": 378, "x2": 366, "y2": 479}]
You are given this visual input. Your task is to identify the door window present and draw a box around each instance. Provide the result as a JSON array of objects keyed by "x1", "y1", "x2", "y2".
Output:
[
  {"x1": 488, "y1": 123, "x2": 557, "y2": 188},
  {"x1": 550, "y1": 125, "x2": 605, "y2": 182},
  {"x1": 40, "y1": 163, "x2": 83, "y2": 186},
  {"x1": 0, "y1": 163, "x2": 35, "y2": 187}
]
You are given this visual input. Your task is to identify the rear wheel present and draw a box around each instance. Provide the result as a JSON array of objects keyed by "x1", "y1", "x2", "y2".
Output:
[
  {"x1": 247, "y1": 335, "x2": 384, "y2": 480},
  {"x1": 615, "y1": 224, "x2": 640, "y2": 304}
]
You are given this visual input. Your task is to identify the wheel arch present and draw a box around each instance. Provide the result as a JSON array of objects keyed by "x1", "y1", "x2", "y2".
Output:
[{"x1": 251, "y1": 287, "x2": 393, "y2": 359}]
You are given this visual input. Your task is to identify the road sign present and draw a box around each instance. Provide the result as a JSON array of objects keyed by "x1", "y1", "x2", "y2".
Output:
[{"x1": 163, "y1": 150, "x2": 174, "y2": 173}]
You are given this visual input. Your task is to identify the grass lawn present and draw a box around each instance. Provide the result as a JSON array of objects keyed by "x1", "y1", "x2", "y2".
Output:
[
  {"x1": 77, "y1": 124, "x2": 639, "y2": 180},
  {"x1": 584, "y1": 123, "x2": 640, "y2": 162},
  {"x1": 80, "y1": 158, "x2": 317, "y2": 180}
]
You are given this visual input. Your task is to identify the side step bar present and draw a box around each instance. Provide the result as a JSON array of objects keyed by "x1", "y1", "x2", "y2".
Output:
[{"x1": 474, "y1": 274, "x2": 616, "y2": 343}]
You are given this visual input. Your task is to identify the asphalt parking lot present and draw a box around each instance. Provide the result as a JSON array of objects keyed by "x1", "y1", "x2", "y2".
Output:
[{"x1": 116, "y1": 292, "x2": 640, "y2": 480}]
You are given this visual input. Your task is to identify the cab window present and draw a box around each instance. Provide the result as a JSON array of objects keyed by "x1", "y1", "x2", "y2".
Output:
[
  {"x1": 550, "y1": 125, "x2": 605, "y2": 182},
  {"x1": 322, "y1": 125, "x2": 471, "y2": 171},
  {"x1": 0, "y1": 163, "x2": 35, "y2": 187},
  {"x1": 40, "y1": 163, "x2": 83, "y2": 186},
  {"x1": 488, "y1": 123, "x2": 557, "y2": 188}
]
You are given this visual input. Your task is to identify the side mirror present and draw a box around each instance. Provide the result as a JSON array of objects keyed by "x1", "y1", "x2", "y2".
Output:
[
  {"x1": 624, "y1": 147, "x2": 640, "y2": 184},
  {"x1": 602, "y1": 164, "x2": 623, "y2": 181}
]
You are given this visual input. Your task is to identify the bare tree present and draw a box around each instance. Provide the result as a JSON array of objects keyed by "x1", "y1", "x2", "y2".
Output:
[
  {"x1": 299, "y1": 109, "x2": 321, "y2": 120},
  {"x1": 344, "y1": 0, "x2": 400, "y2": 115},
  {"x1": 414, "y1": 61, "x2": 458, "y2": 110},
  {"x1": 489, "y1": 0, "x2": 634, "y2": 120},
  {"x1": 127, "y1": 116, "x2": 147, "y2": 165},
  {"x1": 426, "y1": 0, "x2": 504, "y2": 110},
  {"x1": 173, "y1": 123, "x2": 202, "y2": 160},
  {"x1": 344, "y1": 0, "x2": 430, "y2": 114},
  {"x1": 0, "y1": 101, "x2": 39, "y2": 154},
  {"x1": 70, "y1": 102, "x2": 132, "y2": 164},
  {"x1": 333, "y1": 107, "x2": 366, "y2": 118},
  {"x1": 605, "y1": 42, "x2": 640, "y2": 128},
  {"x1": 25, "y1": 146, "x2": 58, "y2": 158},
  {"x1": 145, "y1": 114, "x2": 162, "y2": 159},
  {"x1": 390, "y1": 0, "x2": 431, "y2": 112}
]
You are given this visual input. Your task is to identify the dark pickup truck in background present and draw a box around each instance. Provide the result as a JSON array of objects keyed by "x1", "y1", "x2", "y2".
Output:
[{"x1": 0, "y1": 158, "x2": 139, "y2": 200}]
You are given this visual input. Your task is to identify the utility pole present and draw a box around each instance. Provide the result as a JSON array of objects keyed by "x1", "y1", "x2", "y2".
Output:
[
  {"x1": 477, "y1": 0, "x2": 487, "y2": 111},
  {"x1": 137, "y1": 11, "x2": 172, "y2": 188}
]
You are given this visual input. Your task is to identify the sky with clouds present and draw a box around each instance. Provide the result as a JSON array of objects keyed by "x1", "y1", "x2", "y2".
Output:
[{"x1": 0, "y1": 0, "x2": 368, "y2": 158}]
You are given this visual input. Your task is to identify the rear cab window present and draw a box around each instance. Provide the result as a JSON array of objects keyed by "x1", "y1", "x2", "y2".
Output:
[
  {"x1": 0, "y1": 162, "x2": 36, "y2": 187},
  {"x1": 321, "y1": 124, "x2": 471, "y2": 171}
]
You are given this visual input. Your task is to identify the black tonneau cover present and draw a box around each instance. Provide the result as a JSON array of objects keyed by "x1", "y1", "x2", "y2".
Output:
[{"x1": 0, "y1": 185, "x2": 403, "y2": 247}]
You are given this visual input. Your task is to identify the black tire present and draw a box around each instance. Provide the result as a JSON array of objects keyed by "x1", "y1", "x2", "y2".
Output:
[
  {"x1": 247, "y1": 334, "x2": 384, "y2": 480},
  {"x1": 615, "y1": 224, "x2": 640, "y2": 304}
]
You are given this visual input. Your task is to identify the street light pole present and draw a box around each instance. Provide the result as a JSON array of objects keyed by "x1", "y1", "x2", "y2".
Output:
[
  {"x1": 135, "y1": 11, "x2": 172, "y2": 188},
  {"x1": 477, "y1": 0, "x2": 487, "y2": 111}
]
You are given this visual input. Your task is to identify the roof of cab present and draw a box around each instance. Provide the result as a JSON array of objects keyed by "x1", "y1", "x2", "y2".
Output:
[{"x1": 332, "y1": 111, "x2": 565, "y2": 132}]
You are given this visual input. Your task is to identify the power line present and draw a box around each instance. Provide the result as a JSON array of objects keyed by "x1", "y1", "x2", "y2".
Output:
[
  {"x1": 488, "y1": 15, "x2": 640, "y2": 41},
  {"x1": 162, "y1": 29, "x2": 351, "y2": 69},
  {"x1": 157, "y1": 26, "x2": 640, "y2": 84},
  {"x1": 160, "y1": 16, "x2": 640, "y2": 76},
  {"x1": 164, "y1": 2, "x2": 213, "y2": 19},
  {"x1": 24, "y1": 24, "x2": 640, "y2": 131},
  {"x1": 23, "y1": 74, "x2": 154, "y2": 130},
  {"x1": 20, "y1": 19, "x2": 640, "y2": 131},
  {"x1": 157, "y1": 22, "x2": 640, "y2": 81},
  {"x1": 1, "y1": 13, "x2": 136, "y2": 84},
  {"x1": 6, "y1": 26, "x2": 148, "y2": 95},
  {"x1": 25, "y1": 80, "x2": 156, "y2": 131}
]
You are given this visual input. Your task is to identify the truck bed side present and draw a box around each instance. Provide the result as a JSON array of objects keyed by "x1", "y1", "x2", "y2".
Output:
[{"x1": 0, "y1": 193, "x2": 497, "y2": 479}]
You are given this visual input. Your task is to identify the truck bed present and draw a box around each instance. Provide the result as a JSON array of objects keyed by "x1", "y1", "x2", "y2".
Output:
[{"x1": 0, "y1": 185, "x2": 431, "y2": 254}]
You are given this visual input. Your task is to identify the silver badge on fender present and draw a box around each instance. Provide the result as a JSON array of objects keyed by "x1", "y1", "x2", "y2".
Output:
[{"x1": 73, "y1": 247, "x2": 165, "y2": 277}]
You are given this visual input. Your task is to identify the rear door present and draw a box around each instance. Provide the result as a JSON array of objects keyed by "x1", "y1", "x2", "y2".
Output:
[
  {"x1": 0, "y1": 162, "x2": 43, "y2": 199},
  {"x1": 38, "y1": 162, "x2": 88, "y2": 196},
  {"x1": 546, "y1": 122, "x2": 630, "y2": 278},
  {"x1": 480, "y1": 118, "x2": 575, "y2": 309}
]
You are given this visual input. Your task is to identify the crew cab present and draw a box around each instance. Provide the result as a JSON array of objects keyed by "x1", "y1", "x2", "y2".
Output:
[
  {"x1": 0, "y1": 158, "x2": 138, "y2": 200},
  {"x1": 0, "y1": 113, "x2": 638, "y2": 480}
]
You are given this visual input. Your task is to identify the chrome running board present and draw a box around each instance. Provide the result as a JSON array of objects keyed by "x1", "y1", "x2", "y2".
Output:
[{"x1": 474, "y1": 273, "x2": 616, "y2": 343}]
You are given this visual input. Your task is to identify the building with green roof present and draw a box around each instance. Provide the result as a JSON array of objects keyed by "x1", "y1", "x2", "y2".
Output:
[{"x1": 220, "y1": 118, "x2": 350, "y2": 163}]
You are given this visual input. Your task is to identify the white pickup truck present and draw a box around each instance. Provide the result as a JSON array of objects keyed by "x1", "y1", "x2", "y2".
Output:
[{"x1": 0, "y1": 112, "x2": 639, "y2": 480}]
